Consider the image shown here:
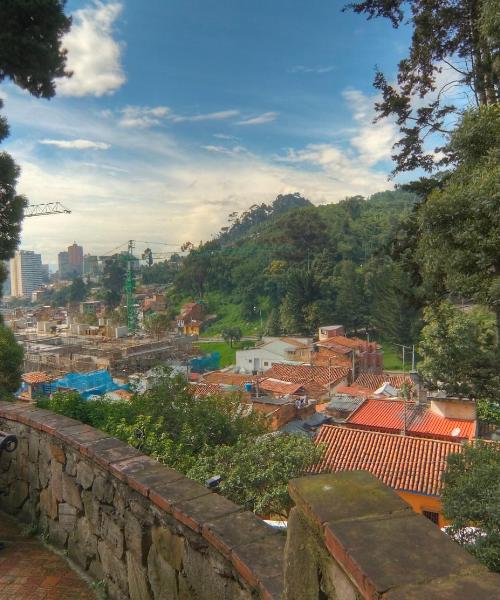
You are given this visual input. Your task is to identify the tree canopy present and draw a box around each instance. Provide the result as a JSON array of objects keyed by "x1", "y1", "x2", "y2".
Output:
[
  {"x1": 346, "y1": 0, "x2": 500, "y2": 173},
  {"x1": 442, "y1": 442, "x2": 500, "y2": 572}
]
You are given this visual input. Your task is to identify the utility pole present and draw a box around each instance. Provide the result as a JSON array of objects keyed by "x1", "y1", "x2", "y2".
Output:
[
  {"x1": 328, "y1": 357, "x2": 332, "y2": 401},
  {"x1": 126, "y1": 240, "x2": 138, "y2": 334}
]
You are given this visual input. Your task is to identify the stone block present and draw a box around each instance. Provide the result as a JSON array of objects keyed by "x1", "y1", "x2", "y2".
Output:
[
  {"x1": 51, "y1": 459, "x2": 63, "y2": 502},
  {"x1": 125, "y1": 510, "x2": 151, "y2": 563},
  {"x1": 62, "y1": 471, "x2": 83, "y2": 510},
  {"x1": 8, "y1": 479, "x2": 29, "y2": 510},
  {"x1": 27, "y1": 460, "x2": 40, "y2": 490},
  {"x1": 383, "y1": 572, "x2": 500, "y2": 599},
  {"x1": 82, "y1": 489, "x2": 101, "y2": 533},
  {"x1": 151, "y1": 526, "x2": 184, "y2": 571},
  {"x1": 325, "y1": 513, "x2": 480, "y2": 598},
  {"x1": 50, "y1": 442, "x2": 66, "y2": 464},
  {"x1": 58, "y1": 502, "x2": 78, "y2": 531},
  {"x1": 76, "y1": 460, "x2": 95, "y2": 489},
  {"x1": 28, "y1": 430, "x2": 40, "y2": 463},
  {"x1": 98, "y1": 540, "x2": 128, "y2": 594},
  {"x1": 38, "y1": 456, "x2": 50, "y2": 488},
  {"x1": 147, "y1": 542, "x2": 178, "y2": 600},
  {"x1": 126, "y1": 551, "x2": 153, "y2": 600},
  {"x1": 68, "y1": 516, "x2": 97, "y2": 567},
  {"x1": 93, "y1": 474, "x2": 115, "y2": 504},
  {"x1": 65, "y1": 450, "x2": 78, "y2": 476},
  {"x1": 102, "y1": 510, "x2": 125, "y2": 559},
  {"x1": 48, "y1": 519, "x2": 69, "y2": 548},
  {"x1": 173, "y1": 491, "x2": 241, "y2": 533},
  {"x1": 149, "y1": 477, "x2": 211, "y2": 514},
  {"x1": 289, "y1": 472, "x2": 409, "y2": 530}
]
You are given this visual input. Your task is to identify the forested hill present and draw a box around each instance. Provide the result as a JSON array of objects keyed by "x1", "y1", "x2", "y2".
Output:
[{"x1": 174, "y1": 190, "x2": 420, "y2": 343}]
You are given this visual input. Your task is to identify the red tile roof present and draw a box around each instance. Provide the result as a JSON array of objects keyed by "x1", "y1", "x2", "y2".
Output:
[
  {"x1": 263, "y1": 364, "x2": 349, "y2": 387},
  {"x1": 22, "y1": 372, "x2": 51, "y2": 384},
  {"x1": 312, "y1": 425, "x2": 463, "y2": 496},
  {"x1": 190, "y1": 382, "x2": 227, "y2": 398},
  {"x1": 259, "y1": 379, "x2": 304, "y2": 396},
  {"x1": 353, "y1": 372, "x2": 413, "y2": 392},
  {"x1": 335, "y1": 385, "x2": 375, "y2": 398},
  {"x1": 346, "y1": 399, "x2": 475, "y2": 441},
  {"x1": 202, "y1": 372, "x2": 256, "y2": 387}
]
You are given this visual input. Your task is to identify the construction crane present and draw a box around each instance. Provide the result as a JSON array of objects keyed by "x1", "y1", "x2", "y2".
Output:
[{"x1": 24, "y1": 202, "x2": 71, "y2": 218}]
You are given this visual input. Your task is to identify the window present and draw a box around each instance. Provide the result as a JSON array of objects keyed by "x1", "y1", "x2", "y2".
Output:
[
  {"x1": 423, "y1": 510, "x2": 439, "y2": 525},
  {"x1": 264, "y1": 361, "x2": 269, "y2": 366},
  {"x1": 248, "y1": 359, "x2": 252, "y2": 363}
]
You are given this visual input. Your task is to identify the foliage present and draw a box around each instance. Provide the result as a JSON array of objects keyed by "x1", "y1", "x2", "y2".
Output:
[
  {"x1": 442, "y1": 442, "x2": 500, "y2": 572},
  {"x1": 415, "y1": 106, "x2": 500, "y2": 339},
  {"x1": 221, "y1": 327, "x2": 242, "y2": 347},
  {"x1": 102, "y1": 259, "x2": 126, "y2": 308},
  {"x1": 346, "y1": 0, "x2": 500, "y2": 173},
  {"x1": 418, "y1": 302, "x2": 497, "y2": 398},
  {"x1": 0, "y1": 324, "x2": 23, "y2": 397},
  {"x1": 143, "y1": 313, "x2": 171, "y2": 338},
  {"x1": 187, "y1": 434, "x2": 324, "y2": 517},
  {"x1": 196, "y1": 341, "x2": 255, "y2": 368},
  {"x1": 176, "y1": 190, "x2": 419, "y2": 341},
  {"x1": 140, "y1": 257, "x2": 181, "y2": 285},
  {"x1": 38, "y1": 374, "x2": 321, "y2": 515}
]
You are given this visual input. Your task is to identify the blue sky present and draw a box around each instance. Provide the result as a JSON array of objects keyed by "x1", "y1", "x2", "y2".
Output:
[{"x1": 1, "y1": 0, "x2": 416, "y2": 264}]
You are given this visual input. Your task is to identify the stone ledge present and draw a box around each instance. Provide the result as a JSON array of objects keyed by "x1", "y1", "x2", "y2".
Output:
[{"x1": 0, "y1": 402, "x2": 284, "y2": 599}]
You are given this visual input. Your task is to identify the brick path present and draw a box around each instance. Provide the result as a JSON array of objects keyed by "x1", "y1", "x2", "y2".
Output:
[{"x1": 0, "y1": 512, "x2": 96, "y2": 600}]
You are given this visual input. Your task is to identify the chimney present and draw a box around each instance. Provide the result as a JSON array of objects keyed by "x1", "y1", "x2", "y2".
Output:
[{"x1": 409, "y1": 370, "x2": 426, "y2": 405}]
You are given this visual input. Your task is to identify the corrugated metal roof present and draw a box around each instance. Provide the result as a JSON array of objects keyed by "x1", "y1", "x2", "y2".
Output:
[{"x1": 312, "y1": 425, "x2": 463, "y2": 496}]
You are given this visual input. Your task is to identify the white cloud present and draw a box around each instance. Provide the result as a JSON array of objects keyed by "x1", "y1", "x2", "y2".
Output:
[
  {"x1": 40, "y1": 138, "x2": 110, "y2": 150},
  {"x1": 213, "y1": 133, "x2": 239, "y2": 140},
  {"x1": 119, "y1": 105, "x2": 171, "y2": 128},
  {"x1": 57, "y1": 2, "x2": 126, "y2": 97},
  {"x1": 170, "y1": 110, "x2": 240, "y2": 123},
  {"x1": 237, "y1": 112, "x2": 278, "y2": 126},
  {"x1": 201, "y1": 144, "x2": 249, "y2": 157},
  {"x1": 341, "y1": 88, "x2": 398, "y2": 165},
  {"x1": 289, "y1": 65, "x2": 335, "y2": 74}
]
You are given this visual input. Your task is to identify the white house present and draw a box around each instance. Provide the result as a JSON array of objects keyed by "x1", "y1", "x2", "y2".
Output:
[{"x1": 235, "y1": 336, "x2": 311, "y2": 373}]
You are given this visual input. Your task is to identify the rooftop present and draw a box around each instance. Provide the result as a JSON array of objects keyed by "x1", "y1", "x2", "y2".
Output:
[
  {"x1": 263, "y1": 363, "x2": 349, "y2": 387},
  {"x1": 354, "y1": 372, "x2": 413, "y2": 391},
  {"x1": 312, "y1": 424, "x2": 463, "y2": 496},
  {"x1": 346, "y1": 398, "x2": 475, "y2": 441}
]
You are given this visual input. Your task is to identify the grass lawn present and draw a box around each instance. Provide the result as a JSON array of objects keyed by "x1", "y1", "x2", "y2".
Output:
[
  {"x1": 195, "y1": 340, "x2": 255, "y2": 368},
  {"x1": 381, "y1": 341, "x2": 405, "y2": 371}
]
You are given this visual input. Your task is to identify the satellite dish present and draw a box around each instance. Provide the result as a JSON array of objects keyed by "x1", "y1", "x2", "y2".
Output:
[{"x1": 451, "y1": 427, "x2": 461, "y2": 437}]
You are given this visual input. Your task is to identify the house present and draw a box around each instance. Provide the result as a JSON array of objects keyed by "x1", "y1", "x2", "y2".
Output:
[
  {"x1": 177, "y1": 302, "x2": 205, "y2": 336},
  {"x1": 353, "y1": 372, "x2": 413, "y2": 391},
  {"x1": 344, "y1": 398, "x2": 476, "y2": 442},
  {"x1": 312, "y1": 425, "x2": 463, "y2": 527},
  {"x1": 235, "y1": 336, "x2": 310, "y2": 373},
  {"x1": 18, "y1": 372, "x2": 53, "y2": 401},
  {"x1": 262, "y1": 363, "x2": 350, "y2": 400}
]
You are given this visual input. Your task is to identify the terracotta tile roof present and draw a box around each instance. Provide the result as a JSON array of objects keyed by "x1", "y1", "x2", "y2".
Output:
[
  {"x1": 312, "y1": 425, "x2": 463, "y2": 496},
  {"x1": 316, "y1": 339, "x2": 353, "y2": 354},
  {"x1": 354, "y1": 372, "x2": 413, "y2": 392},
  {"x1": 190, "y1": 382, "x2": 227, "y2": 398},
  {"x1": 280, "y1": 337, "x2": 310, "y2": 348},
  {"x1": 202, "y1": 372, "x2": 256, "y2": 387},
  {"x1": 346, "y1": 399, "x2": 475, "y2": 441},
  {"x1": 259, "y1": 378, "x2": 304, "y2": 396},
  {"x1": 335, "y1": 385, "x2": 375, "y2": 398},
  {"x1": 263, "y1": 364, "x2": 349, "y2": 387},
  {"x1": 22, "y1": 372, "x2": 51, "y2": 384}
]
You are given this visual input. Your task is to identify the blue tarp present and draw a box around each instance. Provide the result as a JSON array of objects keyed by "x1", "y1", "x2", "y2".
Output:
[
  {"x1": 46, "y1": 369, "x2": 128, "y2": 399},
  {"x1": 190, "y1": 352, "x2": 221, "y2": 373}
]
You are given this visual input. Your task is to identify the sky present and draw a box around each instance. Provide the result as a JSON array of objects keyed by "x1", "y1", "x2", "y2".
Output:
[{"x1": 1, "y1": 0, "x2": 416, "y2": 265}]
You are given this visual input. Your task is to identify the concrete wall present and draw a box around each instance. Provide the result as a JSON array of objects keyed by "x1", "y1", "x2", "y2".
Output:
[{"x1": 0, "y1": 403, "x2": 498, "y2": 600}]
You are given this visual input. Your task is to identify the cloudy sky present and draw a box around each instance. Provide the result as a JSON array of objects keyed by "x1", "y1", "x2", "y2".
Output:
[{"x1": 1, "y1": 0, "x2": 415, "y2": 264}]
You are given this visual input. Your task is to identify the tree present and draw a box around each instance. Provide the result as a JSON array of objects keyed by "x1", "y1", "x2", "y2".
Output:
[
  {"x1": 144, "y1": 313, "x2": 171, "y2": 339},
  {"x1": 102, "y1": 259, "x2": 126, "y2": 308},
  {"x1": 415, "y1": 105, "x2": 500, "y2": 340},
  {"x1": 187, "y1": 433, "x2": 325, "y2": 517},
  {"x1": 442, "y1": 442, "x2": 500, "y2": 572},
  {"x1": 347, "y1": 0, "x2": 500, "y2": 173},
  {"x1": 417, "y1": 302, "x2": 497, "y2": 398},
  {"x1": 0, "y1": 324, "x2": 23, "y2": 397},
  {"x1": 222, "y1": 327, "x2": 242, "y2": 347},
  {"x1": 0, "y1": 1, "x2": 71, "y2": 393},
  {"x1": 68, "y1": 277, "x2": 87, "y2": 303},
  {"x1": 333, "y1": 260, "x2": 366, "y2": 333}
]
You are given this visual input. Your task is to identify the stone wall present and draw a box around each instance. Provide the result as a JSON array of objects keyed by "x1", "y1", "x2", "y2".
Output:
[
  {"x1": 0, "y1": 402, "x2": 498, "y2": 600},
  {"x1": 0, "y1": 403, "x2": 284, "y2": 600}
]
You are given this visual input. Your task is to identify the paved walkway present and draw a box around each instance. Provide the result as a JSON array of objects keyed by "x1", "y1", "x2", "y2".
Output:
[{"x1": 0, "y1": 512, "x2": 96, "y2": 600}]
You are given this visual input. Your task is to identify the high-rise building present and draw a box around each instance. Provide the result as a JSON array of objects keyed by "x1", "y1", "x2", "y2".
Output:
[
  {"x1": 68, "y1": 242, "x2": 84, "y2": 276},
  {"x1": 58, "y1": 251, "x2": 70, "y2": 279},
  {"x1": 10, "y1": 250, "x2": 43, "y2": 297},
  {"x1": 83, "y1": 254, "x2": 99, "y2": 277}
]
